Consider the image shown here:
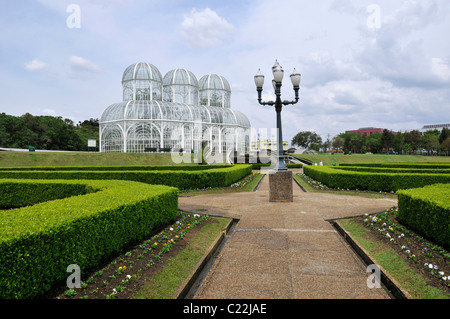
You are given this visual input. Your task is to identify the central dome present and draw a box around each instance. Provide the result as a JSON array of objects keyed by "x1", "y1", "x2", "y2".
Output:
[{"x1": 162, "y1": 69, "x2": 199, "y2": 105}]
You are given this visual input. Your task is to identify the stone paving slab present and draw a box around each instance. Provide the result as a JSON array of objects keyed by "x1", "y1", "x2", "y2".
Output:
[{"x1": 179, "y1": 172, "x2": 397, "y2": 299}]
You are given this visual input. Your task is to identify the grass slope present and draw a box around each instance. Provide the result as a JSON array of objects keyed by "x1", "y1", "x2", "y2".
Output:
[
  {"x1": 294, "y1": 153, "x2": 450, "y2": 166},
  {"x1": 0, "y1": 151, "x2": 196, "y2": 167}
]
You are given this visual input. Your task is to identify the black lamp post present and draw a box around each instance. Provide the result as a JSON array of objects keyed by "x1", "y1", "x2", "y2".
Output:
[{"x1": 254, "y1": 60, "x2": 301, "y2": 171}]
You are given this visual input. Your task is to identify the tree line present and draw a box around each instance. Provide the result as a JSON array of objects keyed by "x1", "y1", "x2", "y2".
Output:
[
  {"x1": 291, "y1": 128, "x2": 450, "y2": 155},
  {"x1": 0, "y1": 113, "x2": 99, "y2": 151}
]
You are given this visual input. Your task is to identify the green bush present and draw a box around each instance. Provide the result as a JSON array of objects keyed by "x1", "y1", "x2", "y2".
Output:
[
  {"x1": 303, "y1": 165, "x2": 450, "y2": 192},
  {"x1": 0, "y1": 164, "x2": 232, "y2": 171},
  {"x1": 0, "y1": 165, "x2": 252, "y2": 190},
  {"x1": 334, "y1": 166, "x2": 450, "y2": 174},
  {"x1": 397, "y1": 184, "x2": 450, "y2": 249},
  {"x1": 0, "y1": 179, "x2": 178, "y2": 299},
  {"x1": 0, "y1": 179, "x2": 97, "y2": 208},
  {"x1": 339, "y1": 162, "x2": 450, "y2": 169}
]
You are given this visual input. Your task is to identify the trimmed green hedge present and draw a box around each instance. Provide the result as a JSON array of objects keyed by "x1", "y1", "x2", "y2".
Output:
[
  {"x1": 397, "y1": 184, "x2": 450, "y2": 248},
  {"x1": 334, "y1": 166, "x2": 450, "y2": 175},
  {"x1": 0, "y1": 165, "x2": 252, "y2": 190},
  {"x1": 303, "y1": 165, "x2": 450, "y2": 192},
  {"x1": 0, "y1": 179, "x2": 178, "y2": 299},
  {"x1": 0, "y1": 180, "x2": 97, "y2": 208},
  {"x1": 0, "y1": 164, "x2": 232, "y2": 171},
  {"x1": 339, "y1": 162, "x2": 450, "y2": 169}
]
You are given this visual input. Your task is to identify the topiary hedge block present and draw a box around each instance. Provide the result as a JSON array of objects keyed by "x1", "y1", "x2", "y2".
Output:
[
  {"x1": 397, "y1": 184, "x2": 450, "y2": 249},
  {"x1": 0, "y1": 179, "x2": 178, "y2": 299},
  {"x1": 303, "y1": 165, "x2": 450, "y2": 192},
  {"x1": 0, "y1": 164, "x2": 252, "y2": 190}
]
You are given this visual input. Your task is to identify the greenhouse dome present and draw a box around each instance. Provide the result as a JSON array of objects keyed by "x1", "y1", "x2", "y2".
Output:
[
  {"x1": 199, "y1": 74, "x2": 231, "y2": 108},
  {"x1": 163, "y1": 69, "x2": 199, "y2": 105},
  {"x1": 100, "y1": 63, "x2": 251, "y2": 154},
  {"x1": 122, "y1": 62, "x2": 163, "y2": 101}
]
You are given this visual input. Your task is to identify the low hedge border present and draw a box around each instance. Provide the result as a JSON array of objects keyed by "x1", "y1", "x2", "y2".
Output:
[
  {"x1": 0, "y1": 164, "x2": 232, "y2": 171},
  {"x1": 303, "y1": 165, "x2": 450, "y2": 192},
  {"x1": 333, "y1": 166, "x2": 450, "y2": 175},
  {"x1": 0, "y1": 180, "x2": 97, "y2": 208},
  {"x1": 0, "y1": 179, "x2": 178, "y2": 299},
  {"x1": 339, "y1": 162, "x2": 450, "y2": 169},
  {"x1": 0, "y1": 165, "x2": 252, "y2": 190},
  {"x1": 397, "y1": 184, "x2": 450, "y2": 249}
]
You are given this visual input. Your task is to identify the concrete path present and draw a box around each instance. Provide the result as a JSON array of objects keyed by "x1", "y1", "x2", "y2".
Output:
[{"x1": 179, "y1": 171, "x2": 398, "y2": 299}]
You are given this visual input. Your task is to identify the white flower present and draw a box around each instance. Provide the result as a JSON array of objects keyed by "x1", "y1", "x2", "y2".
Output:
[
  {"x1": 439, "y1": 271, "x2": 444, "y2": 276},
  {"x1": 443, "y1": 276, "x2": 447, "y2": 281},
  {"x1": 386, "y1": 233, "x2": 391, "y2": 238},
  {"x1": 194, "y1": 214, "x2": 200, "y2": 218},
  {"x1": 169, "y1": 227, "x2": 174, "y2": 231},
  {"x1": 126, "y1": 275, "x2": 131, "y2": 279},
  {"x1": 428, "y1": 264, "x2": 433, "y2": 269},
  {"x1": 112, "y1": 288, "x2": 117, "y2": 294}
]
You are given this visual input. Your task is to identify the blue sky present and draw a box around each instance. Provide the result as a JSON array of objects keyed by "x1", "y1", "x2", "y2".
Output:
[{"x1": 1, "y1": 0, "x2": 449, "y2": 144}]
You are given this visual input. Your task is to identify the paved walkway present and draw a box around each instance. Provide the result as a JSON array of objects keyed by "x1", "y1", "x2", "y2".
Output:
[{"x1": 179, "y1": 170, "x2": 398, "y2": 299}]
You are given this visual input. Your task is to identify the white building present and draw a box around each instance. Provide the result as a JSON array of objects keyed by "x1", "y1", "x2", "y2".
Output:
[{"x1": 100, "y1": 63, "x2": 251, "y2": 153}]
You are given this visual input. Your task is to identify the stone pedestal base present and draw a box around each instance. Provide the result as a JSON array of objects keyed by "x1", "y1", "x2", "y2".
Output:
[{"x1": 269, "y1": 170, "x2": 293, "y2": 202}]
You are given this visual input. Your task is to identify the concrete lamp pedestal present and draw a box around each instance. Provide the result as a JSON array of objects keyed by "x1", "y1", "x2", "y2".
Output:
[{"x1": 269, "y1": 170, "x2": 293, "y2": 202}]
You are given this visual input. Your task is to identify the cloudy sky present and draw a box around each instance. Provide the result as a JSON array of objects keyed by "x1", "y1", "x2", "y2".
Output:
[{"x1": 1, "y1": 0, "x2": 449, "y2": 144}]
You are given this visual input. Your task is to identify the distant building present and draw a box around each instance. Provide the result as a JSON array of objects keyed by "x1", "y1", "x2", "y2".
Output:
[
  {"x1": 419, "y1": 123, "x2": 450, "y2": 134},
  {"x1": 345, "y1": 127, "x2": 397, "y2": 136}
]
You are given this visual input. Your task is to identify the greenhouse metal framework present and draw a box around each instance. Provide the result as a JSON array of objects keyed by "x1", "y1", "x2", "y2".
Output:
[{"x1": 100, "y1": 62, "x2": 251, "y2": 154}]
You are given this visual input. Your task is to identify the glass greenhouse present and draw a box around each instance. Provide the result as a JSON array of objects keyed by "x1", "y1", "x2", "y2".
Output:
[{"x1": 100, "y1": 62, "x2": 251, "y2": 154}]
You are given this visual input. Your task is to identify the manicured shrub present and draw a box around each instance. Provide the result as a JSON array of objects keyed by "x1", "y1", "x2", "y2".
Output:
[
  {"x1": 397, "y1": 184, "x2": 450, "y2": 249},
  {"x1": 0, "y1": 164, "x2": 252, "y2": 190},
  {"x1": 335, "y1": 166, "x2": 450, "y2": 174},
  {"x1": 339, "y1": 162, "x2": 450, "y2": 169},
  {"x1": 0, "y1": 179, "x2": 178, "y2": 299},
  {"x1": 0, "y1": 179, "x2": 97, "y2": 208},
  {"x1": 303, "y1": 165, "x2": 450, "y2": 192}
]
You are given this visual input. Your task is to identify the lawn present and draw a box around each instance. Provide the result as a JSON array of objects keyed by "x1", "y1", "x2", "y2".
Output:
[
  {"x1": 0, "y1": 151, "x2": 197, "y2": 167},
  {"x1": 293, "y1": 153, "x2": 450, "y2": 166}
]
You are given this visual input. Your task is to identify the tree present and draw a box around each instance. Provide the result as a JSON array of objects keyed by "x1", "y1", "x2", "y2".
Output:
[
  {"x1": 420, "y1": 131, "x2": 439, "y2": 155},
  {"x1": 439, "y1": 128, "x2": 449, "y2": 144},
  {"x1": 331, "y1": 136, "x2": 344, "y2": 151},
  {"x1": 366, "y1": 133, "x2": 382, "y2": 154},
  {"x1": 381, "y1": 129, "x2": 394, "y2": 151},
  {"x1": 291, "y1": 131, "x2": 322, "y2": 150},
  {"x1": 404, "y1": 130, "x2": 421, "y2": 151},
  {"x1": 441, "y1": 138, "x2": 450, "y2": 155}
]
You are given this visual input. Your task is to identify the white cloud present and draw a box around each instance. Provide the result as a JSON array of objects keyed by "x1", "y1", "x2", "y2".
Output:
[
  {"x1": 431, "y1": 58, "x2": 450, "y2": 82},
  {"x1": 66, "y1": 56, "x2": 101, "y2": 78},
  {"x1": 25, "y1": 59, "x2": 49, "y2": 72},
  {"x1": 180, "y1": 8, "x2": 235, "y2": 48}
]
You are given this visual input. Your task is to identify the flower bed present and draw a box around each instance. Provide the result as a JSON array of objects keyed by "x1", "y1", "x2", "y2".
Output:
[
  {"x1": 359, "y1": 209, "x2": 449, "y2": 292},
  {"x1": 54, "y1": 212, "x2": 208, "y2": 299}
]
